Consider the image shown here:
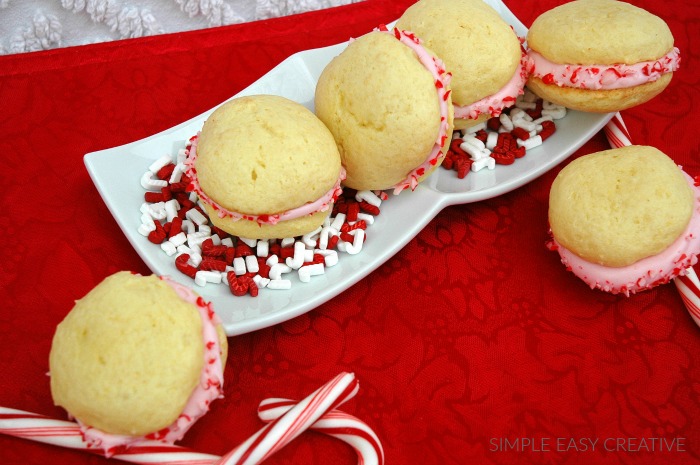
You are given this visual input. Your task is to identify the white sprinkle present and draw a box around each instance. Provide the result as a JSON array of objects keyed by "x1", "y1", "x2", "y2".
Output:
[
  {"x1": 285, "y1": 241, "x2": 306, "y2": 270},
  {"x1": 148, "y1": 155, "x2": 172, "y2": 173},
  {"x1": 269, "y1": 263, "x2": 292, "y2": 280},
  {"x1": 465, "y1": 121, "x2": 487, "y2": 134},
  {"x1": 302, "y1": 227, "x2": 322, "y2": 248},
  {"x1": 462, "y1": 135, "x2": 485, "y2": 151},
  {"x1": 169, "y1": 163, "x2": 186, "y2": 183},
  {"x1": 165, "y1": 199, "x2": 179, "y2": 222},
  {"x1": 140, "y1": 213, "x2": 155, "y2": 230},
  {"x1": 330, "y1": 213, "x2": 345, "y2": 231},
  {"x1": 147, "y1": 202, "x2": 166, "y2": 221},
  {"x1": 245, "y1": 255, "x2": 259, "y2": 274},
  {"x1": 169, "y1": 232, "x2": 187, "y2": 247},
  {"x1": 355, "y1": 190, "x2": 382, "y2": 207},
  {"x1": 160, "y1": 241, "x2": 177, "y2": 256},
  {"x1": 343, "y1": 229, "x2": 365, "y2": 255},
  {"x1": 177, "y1": 148, "x2": 188, "y2": 164},
  {"x1": 471, "y1": 157, "x2": 495, "y2": 172},
  {"x1": 499, "y1": 113, "x2": 514, "y2": 131},
  {"x1": 181, "y1": 219, "x2": 195, "y2": 234},
  {"x1": 267, "y1": 279, "x2": 292, "y2": 290},
  {"x1": 233, "y1": 257, "x2": 246, "y2": 275},
  {"x1": 356, "y1": 213, "x2": 374, "y2": 225},
  {"x1": 315, "y1": 249, "x2": 339, "y2": 267},
  {"x1": 253, "y1": 275, "x2": 270, "y2": 289},
  {"x1": 239, "y1": 237, "x2": 258, "y2": 247},
  {"x1": 517, "y1": 135, "x2": 543, "y2": 150},
  {"x1": 299, "y1": 263, "x2": 325, "y2": 283},
  {"x1": 137, "y1": 224, "x2": 153, "y2": 236},
  {"x1": 176, "y1": 244, "x2": 194, "y2": 255},
  {"x1": 486, "y1": 131, "x2": 499, "y2": 150},
  {"x1": 186, "y1": 208, "x2": 208, "y2": 226},
  {"x1": 256, "y1": 240, "x2": 269, "y2": 257},
  {"x1": 195, "y1": 270, "x2": 222, "y2": 287}
]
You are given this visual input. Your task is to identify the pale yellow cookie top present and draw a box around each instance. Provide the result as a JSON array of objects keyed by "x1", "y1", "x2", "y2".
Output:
[
  {"x1": 315, "y1": 30, "x2": 452, "y2": 191},
  {"x1": 528, "y1": 0, "x2": 674, "y2": 65},
  {"x1": 397, "y1": 0, "x2": 521, "y2": 106},
  {"x1": 49, "y1": 272, "x2": 225, "y2": 436},
  {"x1": 196, "y1": 95, "x2": 341, "y2": 216},
  {"x1": 549, "y1": 146, "x2": 693, "y2": 267}
]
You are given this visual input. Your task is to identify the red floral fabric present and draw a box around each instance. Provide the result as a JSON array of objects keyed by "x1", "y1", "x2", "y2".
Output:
[{"x1": 1, "y1": 0, "x2": 700, "y2": 464}]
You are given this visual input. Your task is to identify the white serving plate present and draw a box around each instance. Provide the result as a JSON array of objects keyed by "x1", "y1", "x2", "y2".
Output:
[{"x1": 84, "y1": 0, "x2": 612, "y2": 336}]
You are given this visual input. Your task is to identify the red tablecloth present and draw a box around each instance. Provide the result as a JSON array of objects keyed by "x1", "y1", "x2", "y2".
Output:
[{"x1": 2, "y1": 0, "x2": 699, "y2": 464}]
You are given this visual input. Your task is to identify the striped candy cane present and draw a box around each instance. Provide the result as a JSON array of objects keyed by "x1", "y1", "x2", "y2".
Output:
[
  {"x1": 604, "y1": 112, "x2": 700, "y2": 328},
  {"x1": 258, "y1": 398, "x2": 384, "y2": 465},
  {"x1": 214, "y1": 372, "x2": 359, "y2": 465},
  {"x1": 0, "y1": 407, "x2": 219, "y2": 465},
  {"x1": 0, "y1": 373, "x2": 379, "y2": 465}
]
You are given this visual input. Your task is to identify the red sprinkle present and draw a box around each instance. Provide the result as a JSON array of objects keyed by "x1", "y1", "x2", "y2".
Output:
[
  {"x1": 280, "y1": 246, "x2": 295, "y2": 260},
  {"x1": 491, "y1": 151, "x2": 515, "y2": 165},
  {"x1": 235, "y1": 243, "x2": 254, "y2": 257},
  {"x1": 511, "y1": 127, "x2": 530, "y2": 141},
  {"x1": 487, "y1": 117, "x2": 501, "y2": 131},
  {"x1": 346, "y1": 201, "x2": 360, "y2": 222},
  {"x1": 161, "y1": 186, "x2": 172, "y2": 202},
  {"x1": 358, "y1": 201, "x2": 380, "y2": 216},
  {"x1": 227, "y1": 274, "x2": 248, "y2": 297},
  {"x1": 156, "y1": 163, "x2": 175, "y2": 180},
  {"x1": 147, "y1": 222, "x2": 166, "y2": 244},
  {"x1": 169, "y1": 216, "x2": 183, "y2": 237},
  {"x1": 175, "y1": 254, "x2": 197, "y2": 279},
  {"x1": 200, "y1": 258, "x2": 227, "y2": 272},
  {"x1": 539, "y1": 120, "x2": 556, "y2": 141},
  {"x1": 327, "y1": 235, "x2": 340, "y2": 250},
  {"x1": 340, "y1": 232, "x2": 355, "y2": 243},
  {"x1": 144, "y1": 192, "x2": 164, "y2": 203}
]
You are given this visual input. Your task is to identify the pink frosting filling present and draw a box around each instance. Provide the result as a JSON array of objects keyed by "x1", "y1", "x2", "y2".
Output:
[
  {"x1": 454, "y1": 46, "x2": 533, "y2": 120},
  {"x1": 549, "y1": 171, "x2": 700, "y2": 296},
  {"x1": 529, "y1": 47, "x2": 680, "y2": 90},
  {"x1": 374, "y1": 25, "x2": 453, "y2": 195},
  {"x1": 79, "y1": 276, "x2": 224, "y2": 456},
  {"x1": 185, "y1": 134, "x2": 346, "y2": 225}
]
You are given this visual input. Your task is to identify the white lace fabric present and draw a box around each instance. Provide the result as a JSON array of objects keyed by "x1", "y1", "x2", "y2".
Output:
[{"x1": 0, "y1": 0, "x2": 361, "y2": 55}]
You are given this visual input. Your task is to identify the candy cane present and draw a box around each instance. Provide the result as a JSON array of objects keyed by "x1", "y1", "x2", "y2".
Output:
[
  {"x1": 604, "y1": 112, "x2": 700, "y2": 328},
  {"x1": 1, "y1": 376, "x2": 376, "y2": 465},
  {"x1": 0, "y1": 407, "x2": 219, "y2": 465},
  {"x1": 258, "y1": 398, "x2": 384, "y2": 465},
  {"x1": 213, "y1": 372, "x2": 359, "y2": 465},
  {"x1": 603, "y1": 112, "x2": 631, "y2": 149}
]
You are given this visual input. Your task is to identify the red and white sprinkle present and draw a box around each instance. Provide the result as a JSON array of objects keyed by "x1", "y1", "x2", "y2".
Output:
[
  {"x1": 442, "y1": 89, "x2": 566, "y2": 178},
  {"x1": 138, "y1": 139, "x2": 384, "y2": 298}
]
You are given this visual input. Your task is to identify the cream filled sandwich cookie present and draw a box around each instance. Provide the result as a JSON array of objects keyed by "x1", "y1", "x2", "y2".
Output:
[
  {"x1": 49, "y1": 271, "x2": 228, "y2": 455},
  {"x1": 315, "y1": 26, "x2": 453, "y2": 193},
  {"x1": 186, "y1": 94, "x2": 345, "y2": 240},
  {"x1": 548, "y1": 146, "x2": 700, "y2": 295},
  {"x1": 397, "y1": 0, "x2": 530, "y2": 129},
  {"x1": 527, "y1": 0, "x2": 680, "y2": 113}
]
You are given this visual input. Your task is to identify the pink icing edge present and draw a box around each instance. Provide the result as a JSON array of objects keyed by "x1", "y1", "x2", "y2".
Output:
[
  {"x1": 549, "y1": 171, "x2": 700, "y2": 296},
  {"x1": 375, "y1": 26, "x2": 452, "y2": 195},
  {"x1": 185, "y1": 133, "x2": 346, "y2": 225},
  {"x1": 454, "y1": 45, "x2": 534, "y2": 120},
  {"x1": 529, "y1": 47, "x2": 680, "y2": 90},
  {"x1": 79, "y1": 276, "x2": 224, "y2": 456}
]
